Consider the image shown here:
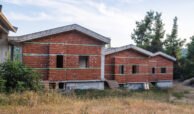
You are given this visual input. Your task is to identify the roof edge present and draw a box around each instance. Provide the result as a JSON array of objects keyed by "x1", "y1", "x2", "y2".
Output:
[
  {"x1": 0, "y1": 11, "x2": 17, "y2": 32},
  {"x1": 8, "y1": 24, "x2": 110, "y2": 44},
  {"x1": 104, "y1": 44, "x2": 153, "y2": 56},
  {"x1": 104, "y1": 44, "x2": 176, "y2": 61},
  {"x1": 152, "y1": 51, "x2": 176, "y2": 61}
]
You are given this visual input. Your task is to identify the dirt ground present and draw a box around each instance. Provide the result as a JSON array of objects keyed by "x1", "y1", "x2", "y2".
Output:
[
  {"x1": 0, "y1": 81, "x2": 194, "y2": 114},
  {"x1": 171, "y1": 81, "x2": 194, "y2": 104}
]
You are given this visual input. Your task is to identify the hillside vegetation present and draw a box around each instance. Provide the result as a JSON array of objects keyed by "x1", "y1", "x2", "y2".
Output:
[{"x1": 0, "y1": 82, "x2": 194, "y2": 114}]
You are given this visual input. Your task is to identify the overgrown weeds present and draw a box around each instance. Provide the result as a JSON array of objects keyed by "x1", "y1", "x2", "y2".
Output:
[
  {"x1": 0, "y1": 60, "x2": 43, "y2": 93},
  {"x1": 0, "y1": 88, "x2": 175, "y2": 106}
]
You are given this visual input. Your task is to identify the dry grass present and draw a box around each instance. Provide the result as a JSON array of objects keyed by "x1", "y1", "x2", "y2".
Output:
[{"x1": 0, "y1": 82, "x2": 194, "y2": 114}]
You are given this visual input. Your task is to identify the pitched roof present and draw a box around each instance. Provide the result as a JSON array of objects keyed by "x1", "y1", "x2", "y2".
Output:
[
  {"x1": 152, "y1": 52, "x2": 176, "y2": 61},
  {"x1": 0, "y1": 5, "x2": 17, "y2": 33},
  {"x1": 8, "y1": 24, "x2": 110, "y2": 43},
  {"x1": 104, "y1": 44, "x2": 176, "y2": 61}
]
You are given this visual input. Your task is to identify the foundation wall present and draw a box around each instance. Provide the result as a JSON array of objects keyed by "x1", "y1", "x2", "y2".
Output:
[
  {"x1": 66, "y1": 81, "x2": 104, "y2": 90},
  {"x1": 124, "y1": 83, "x2": 145, "y2": 90},
  {"x1": 156, "y1": 81, "x2": 173, "y2": 88}
]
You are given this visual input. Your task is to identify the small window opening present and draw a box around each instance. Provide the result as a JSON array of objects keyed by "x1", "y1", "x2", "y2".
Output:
[
  {"x1": 49, "y1": 83, "x2": 56, "y2": 89},
  {"x1": 79, "y1": 56, "x2": 89, "y2": 68},
  {"x1": 120, "y1": 65, "x2": 124, "y2": 74},
  {"x1": 56, "y1": 55, "x2": 63, "y2": 68},
  {"x1": 10, "y1": 46, "x2": 14, "y2": 61},
  {"x1": 132, "y1": 65, "x2": 138, "y2": 74},
  {"x1": 59, "y1": 83, "x2": 64, "y2": 89},
  {"x1": 161, "y1": 68, "x2": 166, "y2": 73},
  {"x1": 151, "y1": 82, "x2": 156, "y2": 86},
  {"x1": 152, "y1": 67, "x2": 155, "y2": 74}
]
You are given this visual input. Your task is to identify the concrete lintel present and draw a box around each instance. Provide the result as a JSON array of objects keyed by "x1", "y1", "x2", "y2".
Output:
[
  {"x1": 157, "y1": 80, "x2": 173, "y2": 82},
  {"x1": 49, "y1": 80, "x2": 104, "y2": 83}
]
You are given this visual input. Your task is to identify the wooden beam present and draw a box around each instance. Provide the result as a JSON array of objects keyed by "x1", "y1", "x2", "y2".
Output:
[
  {"x1": 0, "y1": 12, "x2": 16, "y2": 32},
  {"x1": 0, "y1": 24, "x2": 8, "y2": 33}
]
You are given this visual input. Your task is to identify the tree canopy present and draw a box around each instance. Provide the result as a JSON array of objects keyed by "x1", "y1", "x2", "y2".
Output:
[{"x1": 131, "y1": 11, "x2": 165, "y2": 52}]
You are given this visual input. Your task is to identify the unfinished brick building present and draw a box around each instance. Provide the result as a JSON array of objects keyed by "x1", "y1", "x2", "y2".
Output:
[
  {"x1": 105, "y1": 45, "x2": 176, "y2": 89},
  {"x1": 9, "y1": 24, "x2": 110, "y2": 90},
  {"x1": 9, "y1": 24, "x2": 176, "y2": 90}
]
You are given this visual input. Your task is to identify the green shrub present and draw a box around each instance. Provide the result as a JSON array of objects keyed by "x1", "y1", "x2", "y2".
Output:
[
  {"x1": 74, "y1": 89, "x2": 132, "y2": 99},
  {"x1": 0, "y1": 70, "x2": 6, "y2": 92},
  {"x1": 172, "y1": 92, "x2": 184, "y2": 99},
  {"x1": 0, "y1": 60, "x2": 43, "y2": 93}
]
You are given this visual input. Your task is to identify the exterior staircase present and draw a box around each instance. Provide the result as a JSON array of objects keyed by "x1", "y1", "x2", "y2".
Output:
[{"x1": 105, "y1": 80, "x2": 119, "y2": 89}]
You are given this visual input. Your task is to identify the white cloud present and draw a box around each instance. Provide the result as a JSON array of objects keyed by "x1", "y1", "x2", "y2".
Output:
[
  {"x1": 4, "y1": 0, "x2": 144, "y2": 46},
  {"x1": 8, "y1": 12, "x2": 52, "y2": 21},
  {"x1": 119, "y1": 0, "x2": 144, "y2": 4}
]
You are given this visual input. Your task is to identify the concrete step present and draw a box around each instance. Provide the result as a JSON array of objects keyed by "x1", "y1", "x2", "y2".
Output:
[{"x1": 105, "y1": 80, "x2": 119, "y2": 89}]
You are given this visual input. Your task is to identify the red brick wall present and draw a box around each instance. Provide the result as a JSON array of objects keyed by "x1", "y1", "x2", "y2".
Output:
[
  {"x1": 23, "y1": 31, "x2": 104, "y2": 81},
  {"x1": 105, "y1": 49, "x2": 174, "y2": 83},
  {"x1": 147, "y1": 56, "x2": 173, "y2": 82}
]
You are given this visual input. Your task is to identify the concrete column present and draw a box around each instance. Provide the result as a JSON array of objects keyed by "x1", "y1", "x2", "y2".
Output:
[
  {"x1": 19, "y1": 44, "x2": 23, "y2": 62},
  {"x1": 0, "y1": 33, "x2": 9, "y2": 63},
  {"x1": 101, "y1": 46, "x2": 105, "y2": 81},
  {"x1": 56, "y1": 82, "x2": 59, "y2": 89}
]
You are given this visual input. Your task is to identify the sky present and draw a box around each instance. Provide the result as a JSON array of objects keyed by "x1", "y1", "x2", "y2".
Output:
[{"x1": 1, "y1": 0, "x2": 194, "y2": 47}]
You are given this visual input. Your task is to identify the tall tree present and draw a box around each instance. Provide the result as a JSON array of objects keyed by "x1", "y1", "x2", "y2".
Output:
[
  {"x1": 187, "y1": 36, "x2": 194, "y2": 61},
  {"x1": 131, "y1": 11, "x2": 154, "y2": 50},
  {"x1": 182, "y1": 36, "x2": 194, "y2": 79},
  {"x1": 164, "y1": 17, "x2": 185, "y2": 59},
  {"x1": 150, "y1": 12, "x2": 165, "y2": 52},
  {"x1": 164, "y1": 17, "x2": 185, "y2": 79},
  {"x1": 131, "y1": 11, "x2": 165, "y2": 52}
]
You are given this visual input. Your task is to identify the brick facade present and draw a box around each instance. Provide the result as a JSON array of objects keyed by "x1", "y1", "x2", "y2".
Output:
[
  {"x1": 21, "y1": 26, "x2": 174, "y2": 87},
  {"x1": 23, "y1": 31, "x2": 104, "y2": 81},
  {"x1": 105, "y1": 49, "x2": 173, "y2": 83}
]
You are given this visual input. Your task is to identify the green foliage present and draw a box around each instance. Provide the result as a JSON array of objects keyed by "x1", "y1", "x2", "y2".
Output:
[
  {"x1": 172, "y1": 92, "x2": 184, "y2": 99},
  {"x1": 131, "y1": 11, "x2": 154, "y2": 48},
  {"x1": 174, "y1": 36, "x2": 194, "y2": 80},
  {"x1": 181, "y1": 36, "x2": 194, "y2": 80},
  {"x1": 74, "y1": 89, "x2": 132, "y2": 99},
  {"x1": 164, "y1": 17, "x2": 185, "y2": 59},
  {"x1": 187, "y1": 36, "x2": 194, "y2": 61},
  {"x1": 131, "y1": 12, "x2": 191, "y2": 80},
  {"x1": 0, "y1": 60, "x2": 43, "y2": 93},
  {"x1": 150, "y1": 12, "x2": 165, "y2": 52},
  {"x1": 131, "y1": 11, "x2": 165, "y2": 52},
  {"x1": 0, "y1": 71, "x2": 6, "y2": 92},
  {"x1": 163, "y1": 17, "x2": 186, "y2": 79}
]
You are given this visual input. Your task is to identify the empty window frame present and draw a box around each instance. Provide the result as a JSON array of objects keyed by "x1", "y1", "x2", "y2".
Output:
[
  {"x1": 49, "y1": 83, "x2": 56, "y2": 89},
  {"x1": 79, "y1": 56, "x2": 89, "y2": 68},
  {"x1": 59, "y1": 83, "x2": 64, "y2": 89},
  {"x1": 56, "y1": 55, "x2": 63, "y2": 68},
  {"x1": 152, "y1": 67, "x2": 156, "y2": 74},
  {"x1": 132, "y1": 65, "x2": 139, "y2": 74},
  {"x1": 120, "y1": 65, "x2": 124, "y2": 74},
  {"x1": 161, "y1": 68, "x2": 166, "y2": 73}
]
